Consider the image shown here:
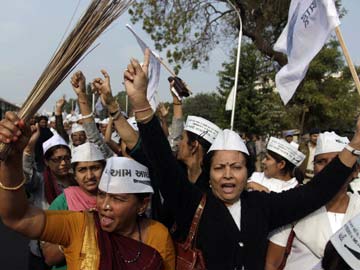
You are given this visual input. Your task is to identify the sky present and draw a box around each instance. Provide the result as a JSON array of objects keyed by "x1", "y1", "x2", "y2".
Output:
[{"x1": 0, "y1": 0, "x2": 359, "y2": 113}]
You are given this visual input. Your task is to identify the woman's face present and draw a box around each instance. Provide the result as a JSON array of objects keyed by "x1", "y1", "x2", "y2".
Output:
[
  {"x1": 177, "y1": 131, "x2": 192, "y2": 162},
  {"x1": 313, "y1": 152, "x2": 338, "y2": 175},
  {"x1": 96, "y1": 191, "x2": 148, "y2": 233},
  {"x1": 262, "y1": 152, "x2": 283, "y2": 179},
  {"x1": 45, "y1": 148, "x2": 71, "y2": 176},
  {"x1": 209, "y1": 150, "x2": 248, "y2": 206},
  {"x1": 74, "y1": 161, "x2": 104, "y2": 195}
]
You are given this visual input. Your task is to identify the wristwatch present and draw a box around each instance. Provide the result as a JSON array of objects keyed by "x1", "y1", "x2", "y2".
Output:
[{"x1": 345, "y1": 144, "x2": 360, "y2": 156}]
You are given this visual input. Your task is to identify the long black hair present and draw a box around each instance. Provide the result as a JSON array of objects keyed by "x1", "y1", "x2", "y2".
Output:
[{"x1": 186, "y1": 130, "x2": 212, "y2": 158}]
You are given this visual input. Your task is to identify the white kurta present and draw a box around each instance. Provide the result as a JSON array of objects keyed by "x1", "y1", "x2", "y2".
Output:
[
  {"x1": 227, "y1": 199, "x2": 241, "y2": 230},
  {"x1": 248, "y1": 172, "x2": 299, "y2": 241},
  {"x1": 248, "y1": 172, "x2": 298, "y2": 193},
  {"x1": 280, "y1": 192, "x2": 360, "y2": 270}
]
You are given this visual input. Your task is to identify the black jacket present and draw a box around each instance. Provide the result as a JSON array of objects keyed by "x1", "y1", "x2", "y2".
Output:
[{"x1": 138, "y1": 117, "x2": 352, "y2": 270}]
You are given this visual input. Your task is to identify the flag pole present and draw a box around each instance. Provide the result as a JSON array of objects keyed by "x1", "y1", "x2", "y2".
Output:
[
  {"x1": 226, "y1": 0, "x2": 242, "y2": 131},
  {"x1": 126, "y1": 24, "x2": 192, "y2": 94},
  {"x1": 126, "y1": 94, "x2": 129, "y2": 116},
  {"x1": 335, "y1": 27, "x2": 360, "y2": 95},
  {"x1": 92, "y1": 93, "x2": 95, "y2": 113},
  {"x1": 148, "y1": 50, "x2": 176, "y2": 77},
  {"x1": 148, "y1": 50, "x2": 193, "y2": 95}
]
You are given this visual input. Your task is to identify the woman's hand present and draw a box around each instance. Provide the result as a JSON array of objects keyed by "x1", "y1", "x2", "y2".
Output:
[
  {"x1": 24, "y1": 123, "x2": 40, "y2": 155},
  {"x1": 349, "y1": 115, "x2": 360, "y2": 150},
  {"x1": 92, "y1": 70, "x2": 113, "y2": 104},
  {"x1": 0, "y1": 112, "x2": 30, "y2": 156},
  {"x1": 246, "y1": 182, "x2": 270, "y2": 193},
  {"x1": 92, "y1": 70, "x2": 118, "y2": 113},
  {"x1": 339, "y1": 115, "x2": 360, "y2": 168},
  {"x1": 157, "y1": 103, "x2": 169, "y2": 119},
  {"x1": 124, "y1": 49, "x2": 150, "y2": 110},
  {"x1": 70, "y1": 71, "x2": 86, "y2": 96}
]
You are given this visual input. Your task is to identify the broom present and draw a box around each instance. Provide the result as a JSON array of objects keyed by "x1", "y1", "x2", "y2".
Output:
[{"x1": 0, "y1": 0, "x2": 134, "y2": 160}]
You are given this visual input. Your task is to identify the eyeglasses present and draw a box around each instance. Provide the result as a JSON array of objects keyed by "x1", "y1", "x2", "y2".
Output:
[{"x1": 49, "y1": 155, "x2": 71, "y2": 163}]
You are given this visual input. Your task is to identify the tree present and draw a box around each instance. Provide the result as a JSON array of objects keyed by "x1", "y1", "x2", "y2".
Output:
[
  {"x1": 63, "y1": 83, "x2": 93, "y2": 114},
  {"x1": 287, "y1": 40, "x2": 360, "y2": 133},
  {"x1": 217, "y1": 40, "x2": 360, "y2": 135},
  {"x1": 182, "y1": 93, "x2": 224, "y2": 126},
  {"x1": 217, "y1": 42, "x2": 289, "y2": 134},
  {"x1": 129, "y1": 0, "x2": 344, "y2": 71}
]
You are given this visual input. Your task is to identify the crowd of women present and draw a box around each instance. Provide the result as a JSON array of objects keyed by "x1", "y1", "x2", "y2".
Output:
[{"x1": 0, "y1": 49, "x2": 359, "y2": 270}]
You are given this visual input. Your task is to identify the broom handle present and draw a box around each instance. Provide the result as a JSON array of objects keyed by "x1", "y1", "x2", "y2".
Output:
[{"x1": 0, "y1": 143, "x2": 12, "y2": 161}]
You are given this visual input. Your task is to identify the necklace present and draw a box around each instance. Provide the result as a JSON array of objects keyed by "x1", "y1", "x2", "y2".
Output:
[{"x1": 119, "y1": 220, "x2": 142, "y2": 264}]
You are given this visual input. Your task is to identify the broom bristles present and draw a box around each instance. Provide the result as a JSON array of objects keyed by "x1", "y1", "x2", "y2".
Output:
[
  {"x1": 20, "y1": 0, "x2": 134, "y2": 121},
  {"x1": 0, "y1": 0, "x2": 134, "y2": 160}
]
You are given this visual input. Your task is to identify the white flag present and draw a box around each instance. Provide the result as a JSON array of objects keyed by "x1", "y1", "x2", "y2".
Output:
[
  {"x1": 95, "y1": 96, "x2": 104, "y2": 115},
  {"x1": 225, "y1": 85, "x2": 236, "y2": 111},
  {"x1": 274, "y1": 0, "x2": 340, "y2": 104},
  {"x1": 126, "y1": 24, "x2": 160, "y2": 110},
  {"x1": 74, "y1": 101, "x2": 80, "y2": 115}
]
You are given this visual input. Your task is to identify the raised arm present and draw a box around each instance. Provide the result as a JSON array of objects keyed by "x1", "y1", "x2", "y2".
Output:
[
  {"x1": 264, "y1": 118, "x2": 360, "y2": 230},
  {"x1": 0, "y1": 112, "x2": 45, "y2": 238},
  {"x1": 22, "y1": 123, "x2": 43, "y2": 193},
  {"x1": 157, "y1": 102, "x2": 170, "y2": 137},
  {"x1": 103, "y1": 117, "x2": 122, "y2": 156},
  {"x1": 54, "y1": 96, "x2": 69, "y2": 143},
  {"x1": 70, "y1": 71, "x2": 113, "y2": 158},
  {"x1": 168, "y1": 80, "x2": 184, "y2": 154},
  {"x1": 123, "y1": 50, "x2": 202, "y2": 220},
  {"x1": 92, "y1": 69, "x2": 139, "y2": 150},
  {"x1": 70, "y1": 71, "x2": 93, "y2": 123}
]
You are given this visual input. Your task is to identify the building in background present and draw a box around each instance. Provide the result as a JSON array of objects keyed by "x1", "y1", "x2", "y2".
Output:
[{"x1": 0, "y1": 98, "x2": 19, "y2": 120}]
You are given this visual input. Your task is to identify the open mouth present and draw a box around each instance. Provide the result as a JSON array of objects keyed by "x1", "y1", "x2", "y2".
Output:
[
  {"x1": 100, "y1": 214, "x2": 114, "y2": 227},
  {"x1": 221, "y1": 183, "x2": 236, "y2": 194}
]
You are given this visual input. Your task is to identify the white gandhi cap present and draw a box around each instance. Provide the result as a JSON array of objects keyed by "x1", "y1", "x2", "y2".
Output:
[
  {"x1": 42, "y1": 134, "x2": 69, "y2": 155},
  {"x1": 315, "y1": 131, "x2": 349, "y2": 156},
  {"x1": 267, "y1": 137, "x2": 305, "y2": 166},
  {"x1": 184, "y1": 116, "x2": 221, "y2": 144},
  {"x1": 71, "y1": 142, "x2": 104, "y2": 163},
  {"x1": 208, "y1": 129, "x2": 249, "y2": 155},
  {"x1": 98, "y1": 157, "x2": 153, "y2": 194}
]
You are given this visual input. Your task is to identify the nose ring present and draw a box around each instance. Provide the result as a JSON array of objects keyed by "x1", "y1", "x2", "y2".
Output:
[{"x1": 105, "y1": 204, "x2": 110, "y2": 209}]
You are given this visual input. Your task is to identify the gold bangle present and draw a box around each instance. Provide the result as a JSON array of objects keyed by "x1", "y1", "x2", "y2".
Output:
[
  {"x1": 136, "y1": 112, "x2": 155, "y2": 123},
  {"x1": 0, "y1": 177, "x2": 26, "y2": 191},
  {"x1": 173, "y1": 102, "x2": 182, "y2": 105}
]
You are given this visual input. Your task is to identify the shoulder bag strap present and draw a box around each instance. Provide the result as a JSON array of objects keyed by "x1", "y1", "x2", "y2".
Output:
[
  {"x1": 184, "y1": 194, "x2": 207, "y2": 249},
  {"x1": 278, "y1": 226, "x2": 296, "y2": 270}
]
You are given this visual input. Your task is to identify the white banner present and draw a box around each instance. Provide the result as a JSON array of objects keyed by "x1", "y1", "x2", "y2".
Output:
[
  {"x1": 126, "y1": 24, "x2": 160, "y2": 110},
  {"x1": 274, "y1": 0, "x2": 340, "y2": 104},
  {"x1": 225, "y1": 85, "x2": 236, "y2": 111},
  {"x1": 331, "y1": 213, "x2": 360, "y2": 269}
]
